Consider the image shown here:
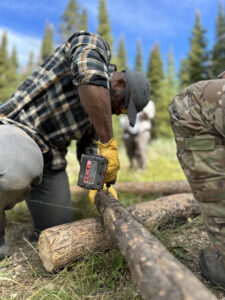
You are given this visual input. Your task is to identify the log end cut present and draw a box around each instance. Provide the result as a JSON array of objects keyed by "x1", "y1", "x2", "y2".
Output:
[{"x1": 38, "y1": 232, "x2": 54, "y2": 272}]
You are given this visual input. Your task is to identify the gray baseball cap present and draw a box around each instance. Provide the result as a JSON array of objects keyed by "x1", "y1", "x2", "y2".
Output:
[{"x1": 124, "y1": 70, "x2": 151, "y2": 126}]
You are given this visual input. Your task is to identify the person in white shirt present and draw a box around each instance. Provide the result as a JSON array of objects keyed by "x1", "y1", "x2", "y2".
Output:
[{"x1": 120, "y1": 100, "x2": 155, "y2": 170}]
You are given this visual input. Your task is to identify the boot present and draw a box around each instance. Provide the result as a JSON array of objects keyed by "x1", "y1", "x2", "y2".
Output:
[{"x1": 199, "y1": 247, "x2": 225, "y2": 288}]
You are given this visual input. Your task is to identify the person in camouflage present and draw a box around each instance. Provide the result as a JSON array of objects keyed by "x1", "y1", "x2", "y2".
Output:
[{"x1": 169, "y1": 78, "x2": 225, "y2": 288}]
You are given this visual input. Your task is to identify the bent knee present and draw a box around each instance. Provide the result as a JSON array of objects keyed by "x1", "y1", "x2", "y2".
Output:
[{"x1": 0, "y1": 125, "x2": 44, "y2": 205}]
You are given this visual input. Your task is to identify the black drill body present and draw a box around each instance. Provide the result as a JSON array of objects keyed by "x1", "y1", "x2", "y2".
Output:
[{"x1": 77, "y1": 154, "x2": 108, "y2": 190}]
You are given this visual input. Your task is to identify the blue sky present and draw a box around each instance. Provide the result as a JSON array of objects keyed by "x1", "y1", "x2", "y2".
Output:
[{"x1": 0, "y1": 0, "x2": 224, "y2": 73}]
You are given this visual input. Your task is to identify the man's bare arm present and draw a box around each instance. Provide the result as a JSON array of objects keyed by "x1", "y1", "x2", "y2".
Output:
[{"x1": 78, "y1": 85, "x2": 113, "y2": 144}]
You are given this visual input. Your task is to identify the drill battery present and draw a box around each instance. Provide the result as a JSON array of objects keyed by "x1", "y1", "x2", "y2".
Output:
[{"x1": 77, "y1": 154, "x2": 108, "y2": 190}]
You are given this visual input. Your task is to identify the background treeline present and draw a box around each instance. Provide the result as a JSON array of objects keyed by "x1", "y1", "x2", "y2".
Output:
[{"x1": 1, "y1": 0, "x2": 225, "y2": 139}]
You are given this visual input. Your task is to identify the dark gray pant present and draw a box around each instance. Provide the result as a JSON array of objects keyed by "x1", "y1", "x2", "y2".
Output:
[
  {"x1": 0, "y1": 124, "x2": 73, "y2": 238},
  {"x1": 26, "y1": 168, "x2": 73, "y2": 232}
]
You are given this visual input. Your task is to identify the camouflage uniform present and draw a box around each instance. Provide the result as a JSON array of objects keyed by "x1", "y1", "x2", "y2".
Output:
[{"x1": 169, "y1": 79, "x2": 225, "y2": 257}]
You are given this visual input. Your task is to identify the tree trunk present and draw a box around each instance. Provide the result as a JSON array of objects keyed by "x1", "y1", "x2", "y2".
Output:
[
  {"x1": 94, "y1": 192, "x2": 216, "y2": 300},
  {"x1": 70, "y1": 180, "x2": 191, "y2": 195},
  {"x1": 38, "y1": 193, "x2": 199, "y2": 272}
]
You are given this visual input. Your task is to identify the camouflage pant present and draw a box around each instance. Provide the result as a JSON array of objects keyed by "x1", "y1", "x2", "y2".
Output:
[{"x1": 169, "y1": 79, "x2": 225, "y2": 256}]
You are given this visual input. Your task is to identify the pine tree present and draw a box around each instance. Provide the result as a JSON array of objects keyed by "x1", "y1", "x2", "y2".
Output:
[
  {"x1": 79, "y1": 8, "x2": 88, "y2": 31},
  {"x1": 6, "y1": 48, "x2": 19, "y2": 98},
  {"x1": 11, "y1": 46, "x2": 19, "y2": 70},
  {"x1": 0, "y1": 30, "x2": 8, "y2": 80},
  {"x1": 147, "y1": 43, "x2": 164, "y2": 138},
  {"x1": 41, "y1": 23, "x2": 54, "y2": 63},
  {"x1": 27, "y1": 51, "x2": 35, "y2": 72},
  {"x1": 134, "y1": 39, "x2": 143, "y2": 72},
  {"x1": 147, "y1": 43, "x2": 164, "y2": 103},
  {"x1": 97, "y1": 0, "x2": 113, "y2": 51},
  {"x1": 188, "y1": 10, "x2": 209, "y2": 84},
  {"x1": 97, "y1": 0, "x2": 119, "y2": 137},
  {"x1": 160, "y1": 49, "x2": 178, "y2": 137},
  {"x1": 166, "y1": 50, "x2": 178, "y2": 93},
  {"x1": 116, "y1": 35, "x2": 127, "y2": 71},
  {"x1": 59, "y1": 0, "x2": 80, "y2": 41},
  {"x1": 20, "y1": 51, "x2": 36, "y2": 81},
  {"x1": 179, "y1": 58, "x2": 190, "y2": 88},
  {"x1": 0, "y1": 31, "x2": 11, "y2": 102},
  {"x1": 0, "y1": 31, "x2": 19, "y2": 102},
  {"x1": 211, "y1": 1, "x2": 225, "y2": 77}
]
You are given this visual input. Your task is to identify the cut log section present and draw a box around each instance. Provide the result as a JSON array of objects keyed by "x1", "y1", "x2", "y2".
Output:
[
  {"x1": 70, "y1": 180, "x2": 191, "y2": 195},
  {"x1": 94, "y1": 192, "x2": 216, "y2": 300},
  {"x1": 38, "y1": 193, "x2": 199, "y2": 272}
]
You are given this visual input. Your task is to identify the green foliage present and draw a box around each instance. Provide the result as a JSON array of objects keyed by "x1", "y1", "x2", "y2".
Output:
[
  {"x1": 188, "y1": 11, "x2": 209, "y2": 84},
  {"x1": 159, "y1": 49, "x2": 179, "y2": 138},
  {"x1": 79, "y1": 8, "x2": 88, "y2": 31},
  {"x1": 211, "y1": 1, "x2": 225, "y2": 78},
  {"x1": 112, "y1": 115, "x2": 123, "y2": 143},
  {"x1": 0, "y1": 30, "x2": 19, "y2": 103},
  {"x1": 134, "y1": 40, "x2": 143, "y2": 72},
  {"x1": 147, "y1": 43, "x2": 164, "y2": 138},
  {"x1": 59, "y1": 0, "x2": 81, "y2": 41},
  {"x1": 41, "y1": 23, "x2": 54, "y2": 62},
  {"x1": 178, "y1": 11, "x2": 209, "y2": 87},
  {"x1": 116, "y1": 34, "x2": 127, "y2": 71},
  {"x1": 147, "y1": 43, "x2": 164, "y2": 103},
  {"x1": 134, "y1": 39, "x2": 143, "y2": 72},
  {"x1": 97, "y1": 0, "x2": 113, "y2": 51},
  {"x1": 179, "y1": 58, "x2": 190, "y2": 88},
  {"x1": 20, "y1": 51, "x2": 36, "y2": 83},
  {"x1": 11, "y1": 45, "x2": 19, "y2": 70}
]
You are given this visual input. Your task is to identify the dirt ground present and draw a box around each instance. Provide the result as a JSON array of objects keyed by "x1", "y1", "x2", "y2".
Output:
[{"x1": 1, "y1": 211, "x2": 225, "y2": 299}]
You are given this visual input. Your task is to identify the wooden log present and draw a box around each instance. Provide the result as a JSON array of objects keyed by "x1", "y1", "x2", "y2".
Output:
[
  {"x1": 38, "y1": 193, "x2": 199, "y2": 272},
  {"x1": 128, "y1": 193, "x2": 199, "y2": 230},
  {"x1": 70, "y1": 180, "x2": 191, "y2": 195},
  {"x1": 95, "y1": 192, "x2": 216, "y2": 300}
]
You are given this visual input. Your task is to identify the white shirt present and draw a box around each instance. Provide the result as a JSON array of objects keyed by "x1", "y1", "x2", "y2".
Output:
[{"x1": 120, "y1": 100, "x2": 155, "y2": 134}]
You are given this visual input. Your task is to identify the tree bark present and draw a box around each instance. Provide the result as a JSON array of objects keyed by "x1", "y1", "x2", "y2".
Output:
[
  {"x1": 38, "y1": 193, "x2": 199, "y2": 273},
  {"x1": 94, "y1": 192, "x2": 216, "y2": 300},
  {"x1": 70, "y1": 180, "x2": 191, "y2": 195}
]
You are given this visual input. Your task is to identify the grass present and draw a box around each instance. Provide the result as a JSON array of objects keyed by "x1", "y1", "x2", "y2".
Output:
[{"x1": 3, "y1": 138, "x2": 219, "y2": 300}]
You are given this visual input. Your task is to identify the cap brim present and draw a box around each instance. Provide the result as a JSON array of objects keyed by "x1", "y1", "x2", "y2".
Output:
[{"x1": 127, "y1": 98, "x2": 138, "y2": 127}]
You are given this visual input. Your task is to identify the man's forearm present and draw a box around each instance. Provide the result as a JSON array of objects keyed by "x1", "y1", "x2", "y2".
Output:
[{"x1": 78, "y1": 85, "x2": 113, "y2": 143}]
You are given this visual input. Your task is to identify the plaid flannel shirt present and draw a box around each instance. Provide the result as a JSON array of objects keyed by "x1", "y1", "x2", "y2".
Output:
[{"x1": 0, "y1": 31, "x2": 116, "y2": 170}]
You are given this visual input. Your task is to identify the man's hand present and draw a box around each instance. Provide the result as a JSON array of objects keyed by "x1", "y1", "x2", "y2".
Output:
[
  {"x1": 88, "y1": 184, "x2": 118, "y2": 205},
  {"x1": 97, "y1": 138, "x2": 120, "y2": 183}
]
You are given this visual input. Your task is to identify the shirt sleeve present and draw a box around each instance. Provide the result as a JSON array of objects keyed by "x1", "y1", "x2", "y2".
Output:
[
  {"x1": 143, "y1": 100, "x2": 155, "y2": 119},
  {"x1": 68, "y1": 31, "x2": 112, "y2": 90}
]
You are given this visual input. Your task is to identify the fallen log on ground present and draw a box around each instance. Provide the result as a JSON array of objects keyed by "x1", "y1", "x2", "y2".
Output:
[
  {"x1": 70, "y1": 180, "x2": 191, "y2": 195},
  {"x1": 38, "y1": 193, "x2": 199, "y2": 272},
  {"x1": 94, "y1": 192, "x2": 216, "y2": 300}
]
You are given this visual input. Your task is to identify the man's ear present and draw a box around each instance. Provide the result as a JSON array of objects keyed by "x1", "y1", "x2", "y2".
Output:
[
  {"x1": 118, "y1": 78, "x2": 126, "y2": 88},
  {"x1": 113, "y1": 77, "x2": 126, "y2": 89},
  {"x1": 111, "y1": 73, "x2": 126, "y2": 89}
]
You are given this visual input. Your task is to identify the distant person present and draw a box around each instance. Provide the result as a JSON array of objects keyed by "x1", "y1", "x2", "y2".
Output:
[
  {"x1": 0, "y1": 31, "x2": 151, "y2": 259},
  {"x1": 121, "y1": 100, "x2": 155, "y2": 170}
]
